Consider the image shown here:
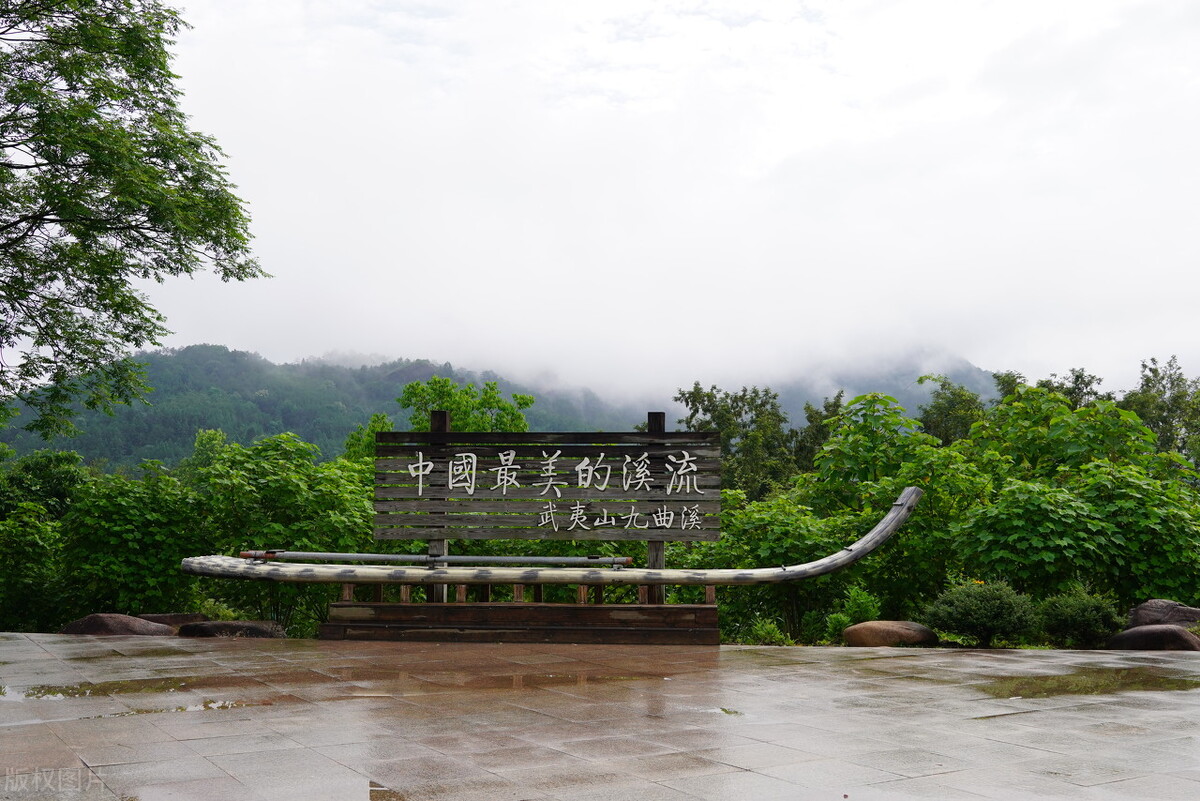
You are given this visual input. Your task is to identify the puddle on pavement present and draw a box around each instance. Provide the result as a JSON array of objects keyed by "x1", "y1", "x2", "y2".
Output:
[
  {"x1": 97, "y1": 699, "x2": 263, "y2": 715},
  {"x1": 4, "y1": 674, "x2": 270, "y2": 700},
  {"x1": 429, "y1": 672, "x2": 663, "y2": 690},
  {"x1": 15, "y1": 677, "x2": 190, "y2": 698},
  {"x1": 100, "y1": 647, "x2": 192, "y2": 659},
  {"x1": 975, "y1": 666, "x2": 1200, "y2": 698}
]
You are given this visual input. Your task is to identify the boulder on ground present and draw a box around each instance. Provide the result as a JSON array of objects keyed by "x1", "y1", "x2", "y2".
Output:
[
  {"x1": 843, "y1": 620, "x2": 939, "y2": 647},
  {"x1": 177, "y1": 620, "x2": 284, "y2": 638},
  {"x1": 59, "y1": 613, "x2": 175, "y2": 636},
  {"x1": 1125, "y1": 599, "x2": 1200, "y2": 630},
  {"x1": 1107, "y1": 624, "x2": 1200, "y2": 651},
  {"x1": 136, "y1": 613, "x2": 210, "y2": 627}
]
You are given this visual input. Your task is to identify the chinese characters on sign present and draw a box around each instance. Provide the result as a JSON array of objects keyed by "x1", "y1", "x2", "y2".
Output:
[{"x1": 399, "y1": 449, "x2": 709, "y2": 533}]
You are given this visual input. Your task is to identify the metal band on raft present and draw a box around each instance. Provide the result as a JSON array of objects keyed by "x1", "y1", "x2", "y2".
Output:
[{"x1": 181, "y1": 487, "x2": 922, "y2": 587}]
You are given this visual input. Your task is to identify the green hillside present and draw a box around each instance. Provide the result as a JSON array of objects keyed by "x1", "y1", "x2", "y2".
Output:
[
  {"x1": 0, "y1": 344, "x2": 1002, "y2": 468},
  {"x1": 0, "y1": 345, "x2": 646, "y2": 466}
]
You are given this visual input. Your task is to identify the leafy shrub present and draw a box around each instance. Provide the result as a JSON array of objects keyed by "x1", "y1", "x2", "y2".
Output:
[
  {"x1": 796, "y1": 610, "x2": 827, "y2": 644},
  {"x1": 60, "y1": 465, "x2": 205, "y2": 617},
  {"x1": 743, "y1": 617, "x2": 795, "y2": 646},
  {"x1": 842, "y1": 585, "x2": 882, "y2": 624},
  {"x1": 0, "y1": 502, "x2": 65, "y2": 631},
  {"x1": 1038, "y1": 586, "x2": 1122, "y2": 648},
  {"x1": 922, "y1": 580, "x2": 1037, "y2": 648},
  {"x1": 675, "y1": 488, "x2": 865, "y2": 640},
  {"x1": 825, "y1": 612, "x2": 852, "y2": 642},
  {"x1": 957, "y1": 480, "x2": 1109, "y2": 597},
  {"x1": 822, "y1": 584, "x2": 883, "y2": 643}
]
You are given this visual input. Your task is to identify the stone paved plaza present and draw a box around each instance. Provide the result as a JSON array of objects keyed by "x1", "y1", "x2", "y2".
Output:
[{"x1": 2, "y1": 633, "x2": 1200, "y2": 799}]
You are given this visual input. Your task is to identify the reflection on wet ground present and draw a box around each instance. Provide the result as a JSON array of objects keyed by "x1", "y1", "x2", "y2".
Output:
[
  {"x1": 976, "y1": 666, "x2": 1200, "y2": 698},
  {"x1": 1, "y1": 636, "x2": 1200, "y2": 800}
]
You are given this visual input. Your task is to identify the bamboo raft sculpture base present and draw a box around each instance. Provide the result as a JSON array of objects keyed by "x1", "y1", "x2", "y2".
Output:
[{"x1": 183, "y1": 413, "x2": 923, "y2": 646}]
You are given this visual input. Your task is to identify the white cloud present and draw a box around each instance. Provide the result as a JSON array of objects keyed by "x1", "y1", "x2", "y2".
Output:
[{"x1": 149, "y1": 0, "x2": 1200, "y2": 396}]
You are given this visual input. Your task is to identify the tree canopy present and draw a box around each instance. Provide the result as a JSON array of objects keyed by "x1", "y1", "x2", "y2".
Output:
[
  {"x1": 0, "y1": 1, "x2": 261, "y2": 437},
  {"x1": 398, "y1": 376, "x2": 534, "y2": 433}
]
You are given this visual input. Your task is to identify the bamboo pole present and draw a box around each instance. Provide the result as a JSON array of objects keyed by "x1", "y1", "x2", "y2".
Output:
[{"x1": 183, "y1": 487, "x2": 922, "y2": 587}]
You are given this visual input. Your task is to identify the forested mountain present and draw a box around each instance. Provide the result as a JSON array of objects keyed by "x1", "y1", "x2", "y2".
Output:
[
  {"x1": 0, "y1": 344, "x2": 998, "y2": 468},
  {"x1": 0, "y1": 345, "x2": 645, "y2": 466}
]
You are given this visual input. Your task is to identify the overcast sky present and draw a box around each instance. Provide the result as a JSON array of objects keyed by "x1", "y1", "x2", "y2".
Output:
[{"x1": 146, "y1": 0, "x2": 1200, "y2": 398}]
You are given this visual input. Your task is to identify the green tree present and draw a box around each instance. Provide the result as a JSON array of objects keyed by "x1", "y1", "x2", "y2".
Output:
[
  {"x1": 674, "y1": 383, "x2": 798, "y2": 500},
  {"x1": 815, "y1": 393, "x2": 936, "y2": 488},
  {"x1": 59, "y1": 462, "x2": 203, "y2": 616},
  {"x1": 0, "y1": 1, "x2": 261, "y2": 437},
  {"x1": 917, "y1": 374, "x2": 985, "y2": 445},
  {"x1": 398, "y1": 377, "x2": 533, "y2": 432},
  {"x1": 1036, "y1": 368, "x2": 1113, "y2": 410},
  {"x1": 0, "y1": 447, "x2": 87, "y2": 518},
  {"x1": 1118, "y1": 356, "x2": 1200, "y2": 461},
  {"x1": 342, "y1": 412, "x2": 395, "y2": 463},
  {"x1": 793, "y1": 391, "x2": 844, "y2": 471},
  {"x1": 194, "y1": 432, "x2": 374, "y2": 634},
  {"x1": 0, "y1": 501, "x2": 64, "y2": 630},
  {"x1": 991, "y1": 370, "x2": 1026, "y2": 402},
  {"x1": 961, "y1": 386, "x2": 1157, "y2": 478}
]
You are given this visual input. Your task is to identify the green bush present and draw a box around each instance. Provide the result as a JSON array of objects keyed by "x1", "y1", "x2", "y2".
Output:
[
  {"x1": 742, "y1": 617, "x2": 795, "y2": 646},
  {"x1": 825, "y1": 612, "x2": 852, "y2": 642},
  {"x1": 842, "y1": 585, "x2": 882, "y2": 624},
  {"x1": 0, "y1": 502, "x2": 65, "y2": 631},
  {"x1": 60, "y1": 465, "x2": 206, "y2": 617},
  {"x1": 796, "y1": 610, "x2": 827, "y2": 644},
  {"x1": 1038, "y1": 586, "x2": 1122, "y2": 648},
  {"x1": 822, "y1": 584, "x2": 882, "y2": 643},
  {"x1": 922, "y1": 580, "x2": 1037, "y2": 648}
]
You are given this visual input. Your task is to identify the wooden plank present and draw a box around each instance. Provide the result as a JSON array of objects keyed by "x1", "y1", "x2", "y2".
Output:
[
  {"x1": 374, "y1": 486, "x2": 720, "y2": 504},
  {"x1": 372, "y1": 512, "x2": 719, "y2": 528},
  {"x1": 645, "y1": 408, "x2": 669, "y2": 605},
  {"x1": 373, "y1": 526, "x2": 720, "y2": 542},
  {"x1": 646, "y1": 541, "x2": 665, "y2": 605},
  {"x1": 427, "y1": 412, "x2": 450, "y2": 603},
  {"x1": 327, "y1": 602, "x2": 718, "y2": 628},
  {"x1": 374, "y1": 498, "x2": 722, "y2": 514},
  {"x1": 377, "y1": 431, "x2": 719, "y2": 446},
  {"x1": 320, "y1": 624, "x2": 719, "y2": 645},
  {"x1": 376, "y1": 445, "x2": 721, "y2": 461}
]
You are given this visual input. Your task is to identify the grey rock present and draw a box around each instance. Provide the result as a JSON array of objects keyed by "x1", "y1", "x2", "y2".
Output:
[
  {"x1": 1107, "y1": 624, "x2": 1200, "y2": 651},
  {"x1": 177, "y1": 620, "x2": 284, "y2": 638},
  {"x1": 843, "y1": 620, "x2": 939, "y2": 647},
  {"x1": 1125, "y1": 599, "x2": 1200, "y2": 629},
  {"x1": 59, "y1": 613, "x2": 176, "y2": 636}
]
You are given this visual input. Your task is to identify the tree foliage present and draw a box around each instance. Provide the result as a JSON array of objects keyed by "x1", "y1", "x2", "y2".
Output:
[
  {"x1": 398, "y1": 376, "x2": 533, "y2": 433},
  {"x1": 917, "y1": 374, "x2": 985, "y2": 445},
  {"x1": 1118, "y1": 356, "x2": 1200, "y2": 463},
  {"x1": 794, "y1": 391, "x2": 844, "y2": 471},
  {"x1": 0, "y1": 1, "x2": 261, "y2": 436},
  {"x1": 674, "y1": 383, "x2": 798, "y2": 501}
]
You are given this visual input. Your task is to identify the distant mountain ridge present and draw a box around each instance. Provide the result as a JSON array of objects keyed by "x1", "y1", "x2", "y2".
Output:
[{"x1": 0, "y1": 344, "x2": 999, "y2": 467}]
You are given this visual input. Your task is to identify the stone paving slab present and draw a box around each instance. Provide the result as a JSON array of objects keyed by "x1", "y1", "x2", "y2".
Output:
[{"x1": 1, "y1": 633, "x2": 1199, "y2": 799}]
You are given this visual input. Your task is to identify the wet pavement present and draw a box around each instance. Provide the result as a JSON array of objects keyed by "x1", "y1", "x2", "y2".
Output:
[{"x1": 2, "y1": 634, "x2": 1200, "y2": 800}]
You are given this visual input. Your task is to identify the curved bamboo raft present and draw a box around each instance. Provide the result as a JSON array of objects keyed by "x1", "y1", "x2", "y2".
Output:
[{"x1": 181, "y1": 486, "x2": 922, "y2": 587}]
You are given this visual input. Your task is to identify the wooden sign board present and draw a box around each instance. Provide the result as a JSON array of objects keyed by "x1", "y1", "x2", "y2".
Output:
[{"x1": 374, "y1": 431, "x2": 721, "y2": 542}]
